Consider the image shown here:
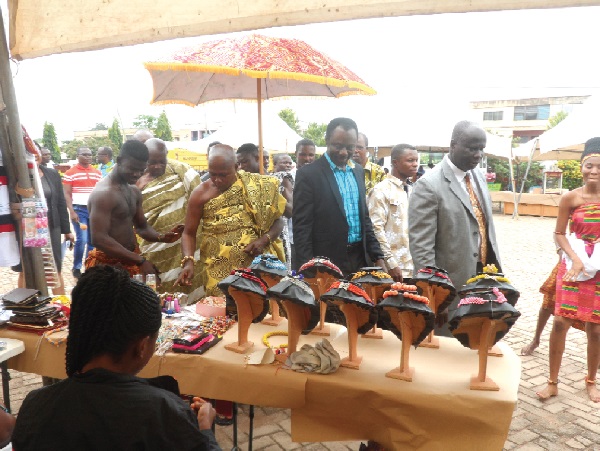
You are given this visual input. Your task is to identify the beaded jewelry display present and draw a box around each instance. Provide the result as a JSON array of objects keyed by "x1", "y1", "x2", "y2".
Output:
[
  {"x1": 390, "y1": 282, "x2": 418, "y2": 292},
  {"x1": 230, "y1": 268, "x2": 268, "y2": 291},
  {"x1": 43, "y1": 326, "x2": 69, "y2": 347},
  {"x1": 382, "y1": 288, "x2": 429, "y2": 304},
  {"x1": 418, "y1": 267, "x2": 451, "y2": 280},
  {"x1": 457, "y1": 288, "x2": 508, "y2": 307},
  {"x1": 329, "y1": 281, "x2": 373, "y2": 304},
  {"x1": 262, "y1": 330, "x2": 288, "y2": 350},
  {"x1": 299, "y1": 257, "x2": 342, "y2": 275},
  {"x1": 251, "y1": 254, "x2": 287, "y2": 272},
  {"x1": 351, "y1": 270, "x2": 392, "y2": 280},
  {"x1": 280, "y1": 274, "x2": 314, "y2": 296},
  {"x1": 465, "y1": 273, "x2": 511, "y2": 285}
]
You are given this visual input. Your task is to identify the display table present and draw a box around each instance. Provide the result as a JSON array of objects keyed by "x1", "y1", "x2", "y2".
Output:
[
  {"x1": 0, "y1": 337, "x2": 25, "y2": 412},
  {"x1": 490, "y1": 191, "x2": 562, "y2": 217},
  {"x1": 0, "y1": 322, "x2": 520, "y2": 450}
]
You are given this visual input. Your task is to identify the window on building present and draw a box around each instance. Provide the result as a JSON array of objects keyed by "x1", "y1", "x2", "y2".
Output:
[
  {"x1": 483, "y1": 111, "x2": 503, "y2": 121},
  {"x1": 191, "y1": 130, "x2": 199, "y2": 141},
  {"x1": 514, "y1": 105, "x2": 550, "y2": 121}
]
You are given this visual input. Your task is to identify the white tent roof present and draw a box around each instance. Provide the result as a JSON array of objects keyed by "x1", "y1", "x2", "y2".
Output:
[
  {"x1": 8, "y1": 1, "x2": 600, "y2": 60},
  {"x1": 166, "y1": 110, "x2": 303, "y2": 154},
  {"x1": 535, "y1": 95, "x2": 600, "y2": 158}
]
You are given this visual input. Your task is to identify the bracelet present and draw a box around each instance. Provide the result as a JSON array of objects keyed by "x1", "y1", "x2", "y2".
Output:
[
  {"x1": 554, "y1": 231, "x2": 566, "y2": 235},
  {"x1": 157, "y1": 233, "x2": 165, "y2": 242},
  {"x1": 180, "y1": 256, "x2": 195, "y2": 268},
  {"x1": 263, "y1": 234, "x2": 272, "y2": 245},
  {"x1": 137, "y1": 257, "x2": 146, "y2": 266}
]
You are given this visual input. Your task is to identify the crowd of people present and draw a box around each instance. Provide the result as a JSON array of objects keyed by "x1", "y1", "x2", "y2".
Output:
[{"x1": 6, "y1": 116, "x2": 600, "y2": 448}]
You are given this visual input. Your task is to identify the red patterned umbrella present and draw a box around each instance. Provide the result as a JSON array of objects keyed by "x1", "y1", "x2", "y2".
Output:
[{"x1": 144, "y1": 33, "x2": 375, "y2": 172}]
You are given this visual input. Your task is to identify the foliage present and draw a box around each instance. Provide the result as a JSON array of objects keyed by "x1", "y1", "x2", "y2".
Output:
[
  {"x1": 303, "y1": 122, "x2": 327, "y2": 147},
  {"x1": 487, "y1": 157, "x2": 544, "y2": 192},
  {"x1": 278, "y1": 108, "x2": 301, "y2": 134},
  {"x1": 132, "y1": 114, "x2": 158, "y2": 130},
  {"x1": 91, "y1": 123, "x2": 108, "y2": 131},
  {"x1": 108, "y1": 118, "x2": 123, "y2": 152},
  {"x1": 155, "y1": 111, "x2": 173, "y2": 141},
  {"x1": 548, "y1": 110, "x2": 568, "y2": 130},
  {"x1": 557, "y1": 160, "x2": 582, "y2": 190},
  {"x1": 61, "y1": 136, "x2": 116, "y2": 160},
  {"x1": 42, "y1": 122, "x2": 61, "y2": 162}
]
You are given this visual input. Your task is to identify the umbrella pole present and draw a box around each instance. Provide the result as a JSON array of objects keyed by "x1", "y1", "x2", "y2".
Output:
[{"x1": 257, "y1": 79, "x2": 264, "y2": 175}]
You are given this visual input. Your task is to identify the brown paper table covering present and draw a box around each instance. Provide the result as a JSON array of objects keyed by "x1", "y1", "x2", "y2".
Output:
[{"x1": 0, "y1": 321, "x2": 520, "y2": 450}]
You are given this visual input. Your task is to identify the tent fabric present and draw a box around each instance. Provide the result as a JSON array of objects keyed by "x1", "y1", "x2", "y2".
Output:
[{"x1": 9, "y1": 0, "x2": 600, "y2": 60}]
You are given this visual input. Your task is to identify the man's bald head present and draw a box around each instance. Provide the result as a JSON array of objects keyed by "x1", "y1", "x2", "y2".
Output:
[
  {"x1": 133, "y1": 129, "x2": 154, "y2": 143},
  {"x1": 207, "y1": 145, "x2": 237, "y2": 192},
  {"x1": 208, "y1": 145, "x2": 236, "y2": 168},
  {"x1": 145, "y1": 138, "x2": 167, "y2": 155}
]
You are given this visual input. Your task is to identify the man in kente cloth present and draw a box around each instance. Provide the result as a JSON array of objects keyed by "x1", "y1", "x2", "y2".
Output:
[
  {"x1": 136, "y1": 138, "x2": 203, "y2": 300},
  {"x1": 176, "y1": 145, "x2": 285, "y2": 296},
  {"x1": 86, "y1": 140, "x2": 183, "y2": 278}
]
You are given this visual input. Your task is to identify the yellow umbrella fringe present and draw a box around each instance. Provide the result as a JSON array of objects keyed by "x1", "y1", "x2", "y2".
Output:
[{"x1": 144, "y1": 62, "x2": 375, "y2": 95}]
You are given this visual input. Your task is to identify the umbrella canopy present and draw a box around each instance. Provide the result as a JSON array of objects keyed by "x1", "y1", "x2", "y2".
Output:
[
  {"x1": 144, "y1": 33, "x2": 375, "y2": 173},
  {"x1": 144, "y1": 33, "x2": 375, "y2": 105}
]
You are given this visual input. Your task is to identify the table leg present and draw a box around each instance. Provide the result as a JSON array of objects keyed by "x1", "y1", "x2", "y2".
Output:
[
  {"x1": 248, "y1": 405, "x2": 254, "y2": 451},
  {"x1": 0, "y1": 361, "x2": 11, "y2": 413}
]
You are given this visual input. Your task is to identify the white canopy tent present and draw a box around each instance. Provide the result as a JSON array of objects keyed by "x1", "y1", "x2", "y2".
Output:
[
  {"x1": 166, "y1": 109, "x2": 303, "y2": 154},
  {"x1": 8, "y1": 1, "x2": 600, "y2": 60}
]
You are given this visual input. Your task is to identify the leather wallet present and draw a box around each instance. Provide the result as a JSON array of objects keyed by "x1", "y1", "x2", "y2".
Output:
[{"x1": 2, "y1": 288, "x2": 40, "y2": 305}]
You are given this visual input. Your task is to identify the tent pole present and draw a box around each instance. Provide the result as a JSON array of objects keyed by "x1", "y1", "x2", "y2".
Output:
[
  {"x1": 516, "y1": 138, "x2": 537, "y2": 205},
  {"x1": 0, "y1": 5, "x2": 48, "y2": 294},
  {"x1": 509, "y1": 155, "x2": 518, "y2": 219},
  {"x1": 257, "y1": 79, "x2": 264, "y2": 175}
]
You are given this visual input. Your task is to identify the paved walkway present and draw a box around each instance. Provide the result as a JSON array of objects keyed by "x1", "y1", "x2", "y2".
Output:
[{"x1": 1, "y1": 214, "x2": 599, "y2": 450}]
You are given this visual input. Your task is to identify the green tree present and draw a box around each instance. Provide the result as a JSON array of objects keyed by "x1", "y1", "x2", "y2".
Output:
[
  {"x1": 42, "y1": 122, "x2": 61, "y2": 162},
  {"x1": 155, "y1": 111, "x2": 173, "y2": 141},
  {"x1": 557, "y1": 160, "x2": 583, "y2": 190},
  {"x1": 108, "y1": 118, "x2": 123, "y2": 151},
  {"x1": 62, "y1": 137, "x2": 116, "y2": 160},
  {"x1": 132, "y1": 114, "x2": 158, "y2": 130},
  {"x1": 487, "y1": 157, "x2": 544, "y2": 192},
  {"x1": 302, "y1": 122, "x2": 327, "y2": 147},
  {"x1": 91, "y1": 123, "x2": 108, "y2": 131},
  {"x1": 548, "y1": 110, "x2": 568, "y2": 129},
  {"x1": 278, "y1": 108, "x2": 301, "y2": 134}
]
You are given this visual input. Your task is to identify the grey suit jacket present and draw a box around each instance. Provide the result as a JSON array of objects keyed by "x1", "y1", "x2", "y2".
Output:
[{"x1": 408, "y1": 158, "x2": 501, "y2": 330}]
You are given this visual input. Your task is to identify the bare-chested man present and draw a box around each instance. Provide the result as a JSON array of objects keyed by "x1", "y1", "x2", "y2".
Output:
[
  {"x1": 176, "y1": 145, "x2": 285, "y2": 295},
  {"x1": 86, "y1": 140, "x2": 183, "y2": 279}
]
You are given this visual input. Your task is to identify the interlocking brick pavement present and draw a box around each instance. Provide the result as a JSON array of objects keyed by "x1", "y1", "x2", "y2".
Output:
[{"x1": 1, "y1": 214, "x2": 600, "y2": 450}]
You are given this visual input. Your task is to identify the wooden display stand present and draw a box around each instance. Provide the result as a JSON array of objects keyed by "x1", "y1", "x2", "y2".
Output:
[
  {"x1": 330, "y1": 302, "x2": 364, "y2": 369},
  {"x1": 418, "y1": 285, "x2": 440, "y2": 349},
  {"x1": 224, "y1": 291, "x2": 255, "y2": 354},
  {"x1": 452, "y1": 316, "x2": 508, "y2": 391},
  {"x1": 360, "y1": 284, "x2": 386, "y2": 340},
  {"x1": 306, "y1": 275, "x2": 335, "y2": 337},
  {"x1": 385, "y1": 312, "x2": 416, "y2": 382},
  {"x1": 276, "y1": 301, "x2": 306, "y2": 363},
  {"x1": 261, "y1": 274, "x2": 285, "y2": 326}
]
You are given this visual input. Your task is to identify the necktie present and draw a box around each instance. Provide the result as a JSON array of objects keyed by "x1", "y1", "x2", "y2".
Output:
[{"x1": 464, "y1": 173, "x2": 487, "y2": 265}]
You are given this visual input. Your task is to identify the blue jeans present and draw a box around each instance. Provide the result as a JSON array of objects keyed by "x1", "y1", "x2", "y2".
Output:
[{"x1": 72, "y1": 205, "x2": 94, "y2": 270}]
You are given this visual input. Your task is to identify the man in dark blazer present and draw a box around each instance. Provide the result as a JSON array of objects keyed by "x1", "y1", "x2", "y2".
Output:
[
  {"x1": 408, "y1": 120, "x2": 501, "y2": 336},
  {"x1": 293, "y1": 117, "x2": 385, "y2": 275}
]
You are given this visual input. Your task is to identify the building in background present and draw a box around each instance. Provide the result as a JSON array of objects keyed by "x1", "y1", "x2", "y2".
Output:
[{"x1": 470, "y1": 95, "x2": 590, "y2": 143}]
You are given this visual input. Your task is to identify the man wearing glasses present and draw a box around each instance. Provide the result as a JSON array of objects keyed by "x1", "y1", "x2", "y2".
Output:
[{"x1": 293, "y1": 117, "x2": 384, "y2": 275}]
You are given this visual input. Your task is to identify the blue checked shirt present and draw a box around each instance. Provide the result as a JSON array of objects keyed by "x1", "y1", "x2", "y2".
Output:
[{"x1": 324, "y1": 153, "x2": 362, "y2": 243}]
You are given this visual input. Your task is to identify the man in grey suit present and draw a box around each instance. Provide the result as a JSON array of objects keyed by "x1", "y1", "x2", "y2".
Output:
[{"x1": 408, "y1": 120, "x2": 501, "y2": 336}]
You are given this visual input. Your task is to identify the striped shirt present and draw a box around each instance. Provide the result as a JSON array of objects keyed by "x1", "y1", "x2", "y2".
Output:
[
  {"x1": 63, "y1": 164, "x2": 102, "y2": 206},
  {"x1": 324, "y1": 153, "x2": 362, "y2": 243}
]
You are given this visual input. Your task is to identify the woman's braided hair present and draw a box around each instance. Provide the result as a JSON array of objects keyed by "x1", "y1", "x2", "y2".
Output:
[{"x1": 66, "y1": 265, "x2": 162, "y2": 377}]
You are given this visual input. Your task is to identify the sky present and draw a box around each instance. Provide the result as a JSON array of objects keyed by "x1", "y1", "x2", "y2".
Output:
[{"x1": 2, "y1": 3, "x2": 600, "y2": 146}]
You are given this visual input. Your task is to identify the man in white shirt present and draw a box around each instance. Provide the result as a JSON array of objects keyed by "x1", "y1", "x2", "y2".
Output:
[
  {"x1": 408, "y1": 120, "x2": 501, "y2": 336},
  {"x1": 368, "y1": 144, "x2": 419, "y2": 281}
]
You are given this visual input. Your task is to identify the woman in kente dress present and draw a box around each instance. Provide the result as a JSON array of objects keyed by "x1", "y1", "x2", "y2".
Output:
[{"x1": 537, "y1": 138, "x2": 600, "y2": 403}]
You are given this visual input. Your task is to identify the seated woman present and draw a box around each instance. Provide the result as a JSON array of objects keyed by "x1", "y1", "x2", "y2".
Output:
[{"x1": 12, "y1": 266, "x2": 220, "y2": 450}]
